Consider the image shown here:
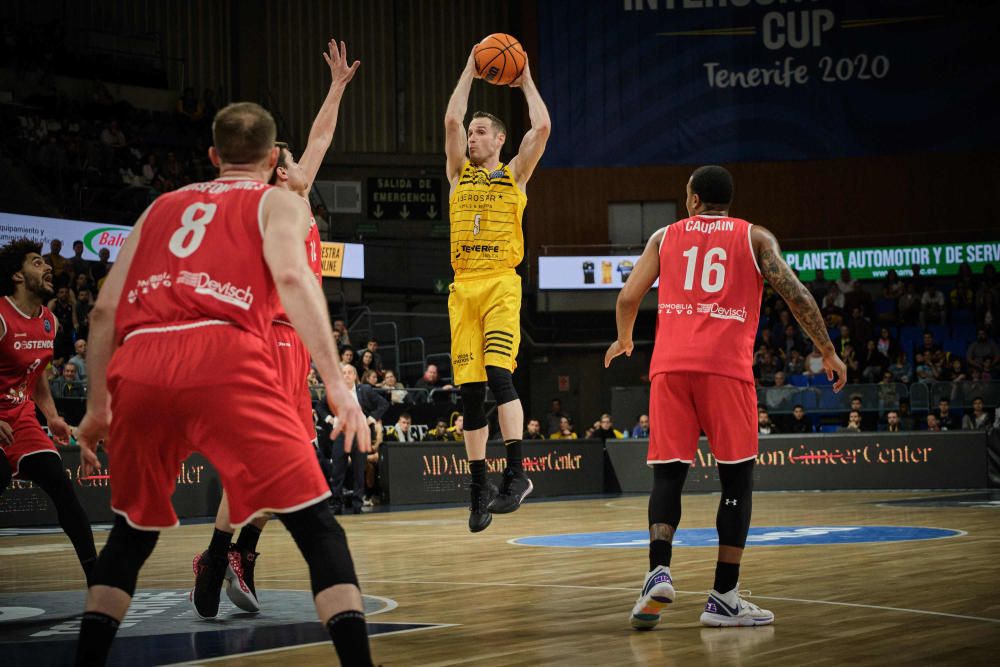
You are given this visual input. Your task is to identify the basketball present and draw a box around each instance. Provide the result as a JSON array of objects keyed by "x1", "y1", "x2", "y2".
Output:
[{"x1": 474, "y1": 33, "x2": 526, "y2": 86}]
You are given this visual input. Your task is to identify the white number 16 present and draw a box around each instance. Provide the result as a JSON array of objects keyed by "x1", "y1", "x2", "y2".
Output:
[{"x1": 682, "y1": 246, "x2": 727, "y2": 293}]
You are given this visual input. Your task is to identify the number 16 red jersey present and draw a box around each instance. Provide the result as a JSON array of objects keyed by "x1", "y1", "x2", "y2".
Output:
[{"x1": 649, "y1": 215, "x2": 763, "y2": 384}]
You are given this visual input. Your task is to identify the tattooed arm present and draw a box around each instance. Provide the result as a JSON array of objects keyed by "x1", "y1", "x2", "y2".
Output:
[{"x1": 751, "y1": 225, "x2": 847, "y2": 391}]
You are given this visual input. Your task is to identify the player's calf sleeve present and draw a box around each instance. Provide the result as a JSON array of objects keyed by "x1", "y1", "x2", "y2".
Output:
[
  {"x1": 459, "y1": 381, "x2": 488, "y2": 431},
  {"x1": 716, "y1": 460, "x2": 754, "y2": 548},
  {"x1": 90, "y1": 516, "x2": 159, "y2": 596},
  {"x1": 485, "y1": 366, "x2": 518, "y2": 405},
  {"x1": 20, "y1": 453, "x2": 98, "y2": 579},
  {"x1": 279, "y1": 502, "x2": 359, "y2": 596},
  {"x1": 648, "y1": 462, "x2": 688, "y2": 570}
]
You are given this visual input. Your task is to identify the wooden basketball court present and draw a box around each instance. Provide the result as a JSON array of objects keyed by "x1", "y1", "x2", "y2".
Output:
[{"x1": 1, "y1": 490, "x2": 997, "y2": 665}]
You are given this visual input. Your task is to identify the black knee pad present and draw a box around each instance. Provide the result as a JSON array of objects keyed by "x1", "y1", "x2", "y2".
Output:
[
  {"x1": 716, "y1": 460, "x2": 754, "y2": 548},
  {"x1": 90, "y1": 516, "x2": 159, "y2": 596},
  {"x1": 460, "y1": 381, "x2": 488, "y2": 431},
  {"x1": 279, "y1": 502, "x2": 358, "y2": 595},
  {"x1": 649, "y1": 462, "x2": 689, "y2": 529},
  {"x1": 485, "y1": 366, "x2": 518, "y2": 405}
]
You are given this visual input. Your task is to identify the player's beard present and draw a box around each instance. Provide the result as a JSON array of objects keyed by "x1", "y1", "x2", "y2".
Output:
[{"x1": 25, "y1": 272, "x2": 54, "y2": 301}]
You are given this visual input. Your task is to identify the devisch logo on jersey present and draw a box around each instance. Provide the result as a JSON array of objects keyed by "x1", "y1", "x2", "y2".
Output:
[
  {"x1": 127, "y1": 272, "x2": 173, "y2": 304},
  {"x1": 697, "y1": 303, "x2": 748, "y2": 323},
  {"x1": 12, "y1": 340, "x2": 53, "y2": 350},
  {"x1": 178, "y1": 271, "x2": 254, "y2": 311},
  {"x1": 658, "y1": 303, "x2": 693, "y2": 315}
]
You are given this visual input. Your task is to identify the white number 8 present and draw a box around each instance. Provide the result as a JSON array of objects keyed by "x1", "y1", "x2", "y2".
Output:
[{"x1": 169, "y1": 203, "x2": 217, "y2": 258}]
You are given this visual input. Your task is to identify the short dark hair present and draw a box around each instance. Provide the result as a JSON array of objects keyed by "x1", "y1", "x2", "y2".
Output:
[
  {"x1": 399, "y1": 412, "x2": 412, "y2": 421},
  {"x1": 212, "y1": 102, "x2": 276, "y2": 165},
  {"x1": 471, "y1": 111, "x2": 506, "y2": 136},
  {"x1": 268, "y1": 141, "x2": 290, "y2": 185},
  {"x1": 73, "y1": 240, "x2": 83, "y2": 247},
  {"x1": 690, "y1": 165, "x2": 734, "y2": 206},
  {"x1": 793, "y1": 404, "x2": 804, "y2": 411},
  {"x1": 0, "y1": 238, "x2": 43, "y2": 296},
  {"x1": 887, "y1": 410, "x2": 899, "y2": 417}
]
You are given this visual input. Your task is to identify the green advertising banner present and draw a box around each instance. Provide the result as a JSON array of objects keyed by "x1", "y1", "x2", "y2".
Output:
[{"x1": 784, "y1": 242, "x2": 1000, "y2": 281}]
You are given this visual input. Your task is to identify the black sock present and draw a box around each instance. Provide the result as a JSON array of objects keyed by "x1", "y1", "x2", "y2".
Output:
[
  {"x1": 504, "y1": 439, "x2": 523, "y2": 471},
  {"x1": 326, "y1": 610, "x2": 373, "y2": 667},
  {"x1": 713, "y1": 561, "x2": 741, "y2": 594},
  {"x1": 649, "y1": 539, "x2": 672, "y2": 570},
  {"x1": 81, "y1": 556, "x2": 96, "y2": 586},
  {"x1": 75, "y1": 611, "x2": 120, "y2": 666},
  {"x1": 208, "y1": 528, "x2": 232, "y2": 560},
  {"x1": 469, "y1": 459, "x2": 486, "y2": 487},
  {"x1": 236, "y1": 524, "x2": 262, "y2": 553}
]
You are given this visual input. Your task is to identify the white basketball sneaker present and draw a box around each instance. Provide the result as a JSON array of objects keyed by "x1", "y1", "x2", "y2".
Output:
[
  {"x1": 630, "y1": 565, "x2": 675, "y2": 630},
  {"x1": 700, "y1": 586, "x2": 774, "y2": 627}
]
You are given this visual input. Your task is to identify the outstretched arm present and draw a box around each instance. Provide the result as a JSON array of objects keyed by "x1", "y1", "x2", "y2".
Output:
[
  {"x1": 752, "y1": 225, "x2": 847, "y2": 391},
  {"x1": 605, "y1": 230, "x2": 663, "y2": 367},
  {"x1": 297, "y1": 39, "x2": 360, "y2": 191},
  {"x1": 445, "y1": 48, "x2": 479, "y2": 186},
  {"x1": 508, "y1": 61, "x2": 551, "y2": 189}
]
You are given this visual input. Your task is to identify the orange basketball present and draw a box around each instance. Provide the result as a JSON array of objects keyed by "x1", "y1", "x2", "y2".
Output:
[{"x1": 474, "y1": 33, "x2": 526, "y2": 86}]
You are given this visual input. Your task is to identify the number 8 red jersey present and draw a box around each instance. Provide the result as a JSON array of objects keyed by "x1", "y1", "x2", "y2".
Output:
[
  {"x1": 115, "y1": 178, "x2": 281, "y2": 343},
  {"x1": 649, "y1": 214, "x2": 763, "y2": 384}
]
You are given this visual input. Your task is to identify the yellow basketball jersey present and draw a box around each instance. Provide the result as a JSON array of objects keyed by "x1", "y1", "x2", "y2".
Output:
[{"x1": 449, "y1": 161, "x2": 527, "y2": 276}]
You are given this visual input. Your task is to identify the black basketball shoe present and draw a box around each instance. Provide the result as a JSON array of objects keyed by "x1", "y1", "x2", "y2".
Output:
[
  {"x1": 488, "y1": 467, "x2": 533, "y2": 514},
  {"x1": 469, "y1": 480, "x2": 498, "y2": 533},
  {"x1": 225, "y1": 546, "x2": 261, "y2": 613},
  {"x1": 190, "y1": 549, "x2": 228, "y2": 619}
]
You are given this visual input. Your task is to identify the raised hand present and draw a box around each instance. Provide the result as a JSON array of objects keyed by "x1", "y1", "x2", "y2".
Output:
[{"x1": 323, "y1": 38, "x2": 360, "y2": 88}]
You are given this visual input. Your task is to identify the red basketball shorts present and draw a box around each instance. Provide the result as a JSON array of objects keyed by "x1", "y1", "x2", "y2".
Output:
[
  {"x1": 648, "y1": 371, "x2": 758, "y2": 465},
  {"x1": 269, "y1": 321, "x2": 314, "y2": 441},
  {"x1": 0, "y1": 400, "x2": 59, "y2": 476},
  {"x1": 106, "y1": 323, "x2": 329, "y2": 530}
]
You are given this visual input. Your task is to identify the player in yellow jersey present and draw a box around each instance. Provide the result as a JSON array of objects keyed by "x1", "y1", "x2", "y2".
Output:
[{"x1": 444, "y1": 47, "x2": 551, "y2": 532}]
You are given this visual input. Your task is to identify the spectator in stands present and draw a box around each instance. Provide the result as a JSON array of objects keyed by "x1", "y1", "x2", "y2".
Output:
[
  {"x1": 848, "y1": 395, "x2": 876, "y2": 431},
  {"x1": 757, "y1": 407, "x2": 779, "y2": 435},
  {"x1": 631, "y1": 414, "x2": 650, "y2": 439},
  {"x1": 524, "y1": 418, "x2": 545, "y2": 440},
  {"x1": 340, "y1": 347, "x2": 356, "y2": 368},
  {"x1": 836, "y1": 269, "x2": 857, "y2": 295},
  {"x1": 545, "y1": 399, "x2": 568, "y2": 435},
  {"x1": 100, "y1": 119, "x2": 126, "y2": 149},
  {"x1": 176, "y1": 87, "x2": 204, "y2": 124},
  {"x1": 359, "y1": 349, "x2": 381, "y2": 381},
  {"x1": 846, "y1": 306, "x2": 873, "y2": 348},
  {"x1": 882, "y1": 269, "x2": 905, "y2": 301},
  {"x1": 962, "y1": 397, "x2": 991, "y2": 431},
  {"x1": 50, "y1": 361, "x2": 85, "y2": 398},
  {"x1": 73, "y1": 286, "x2": 93, "y2": 341},
  {"x1": 424, "y1": 418, "x2": 453, "y2": 442},
  {"x1": 361, "y1": 369, "x2": 380, "y2": 387},
  {"x1": 950, "y1": 276, "x2": 976, "y2": 312},
  {"x1": 920, "y1": 284, "x2": 947, "y2": 327},
  {"x1": 939, "y1": 357, "x2": 966, "y2": 383},
  {"x1": 756, "y1": 327, "x2": 775, "y2": 353},
  {"x1": 861, "y1": 339, "x2": 890, "y2": 383},
  {"x1": 875, "y1": 328, "x2": 898, "y2": 361},
  {"x1": 785, "y1": 348, "x2": 805, "y2": 376},
  {"x1": 365, "y1": 338, "x2": 383, "y2": 370},
  {"x1": 386, "y1": 413, "x2": 415, "y2": 442},
  {"x1": 377, "y1": 370, "x2": 408, "y2": 404},
  {"x1": 447, "y1": 415, "x2": 465, "y2": 442},
  {"x1": 43, "y1": 239, "x2": 70, "y2": 284},
  {"x1": 881, "y1": 410, "x2": 903, "y2": 432},
  {"x1": 787, "y1": 404, "x2": 813, "y2": 433},
  {"x1": 753, "y1": 347, "x2": 780, "y2": 385},
  {"x1": 90, "y1": 248, "x2": 112, "y2": 287},
  {"x1": 887, "y1": 351, "x2": 912, "y2": 384},
  {"x1": 935, "y1": 398, "x2": 955, "y2": 430},
  {"x1": 898, "y1": 282, "x2": 921, "y2": 325},
  {"x1": 983, "y1": 357, "x2": 994, "y2": 381},
  {"x1": 877, "y1": 370, "x2": 900, "y2": 409},
  {"x1": 804, "y1": 346, "x2": 826, "y2": 377},
  {"x1": 914, "y1": 351, "x2": 936, "y2": 383},
  {"x1": 925, "y1": 413, "x2": 942, "y2": 432},
  {"x1": 765, "y1": 371, "x2": 797, "y2": 411},
  {"x1": 550, "y1": 416, "x2": 577, "y2": 440},
  {"x1": 307, "y1": 367, "x2": 323, "y2": 401},
  {"x1": 68, "y1": 338, "x2": 87, "y2": 382},
  {"x1": 333, "y1": 318, "x2": 351, "y2": 347},
  {"x1": 897, "y1": 399, "x2": 916, "y2": 431},
  {"x1": 415, "y1": 363, "x2": 453, "y2": 391},
  {"x1": 839, "y1": 410, "x2": 863, "y2": 433},
  {"x1": 836, "y1": 325, "x2": 853, "y2": 358},
  {"x1": 68, "y1": 240, "x2": 88, "y2": 279},
  {"x1": 47, "y1": 285, "x2": 75, "y2": 360},
  {"x1": 842, "y1": 344, "x2": 861, "y2": 383},
  {"x1": 966, "y1": 329, "x2": 1000, "y2": 371},
  {"x1": 822, "y1": 284, "x2": 845, "y2": 327},
  {"x1": 808, "y1": 269, "x2": 832, "y2": 304},
  {"x1": 141, "y1": 153, "x2": 159, "y2": 187},
  {"x1": 586, "y1": 413, "x2": 626, "y2": 441}
]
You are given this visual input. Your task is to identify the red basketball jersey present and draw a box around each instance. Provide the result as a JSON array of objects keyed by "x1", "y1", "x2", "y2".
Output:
[
  {"x1": 273, "y1": 214, "x2": 322, "y2": 323},
  {"x1": 0, "y1": 297, "x2": 56, "y2": 416},
  {"x1": 115, "y1": 178, "x2": 281, "y2": 342},
  {"x1": 649, "y1": 215, "x2": 763, "y2": 384}
]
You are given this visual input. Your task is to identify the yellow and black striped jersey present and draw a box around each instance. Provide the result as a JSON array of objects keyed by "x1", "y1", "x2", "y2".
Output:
[{"x1": 449, "y1": 161, "x2": 527, "y2": 276}]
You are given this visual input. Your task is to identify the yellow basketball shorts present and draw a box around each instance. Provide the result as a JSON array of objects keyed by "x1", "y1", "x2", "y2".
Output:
[{"x1": 448, "y1": 270, "x2": 521, "y2": 385}]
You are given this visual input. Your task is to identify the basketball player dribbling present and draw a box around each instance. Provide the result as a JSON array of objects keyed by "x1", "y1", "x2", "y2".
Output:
[
  {"x1": 605, "y1": 166, "x2": 847, "y2": 629},
  {"x1": 444, "y1": 47, "x2": 551, "y2": 532},
  {"x1": 0, "y1": 240, "x2": 98, "y2": 584},
  {"x1": 73, "y1": 102, "x2": 373, "y2": 666},
  {"x1": 189, "y1": 38, "x2": 359, "y2": 620}
]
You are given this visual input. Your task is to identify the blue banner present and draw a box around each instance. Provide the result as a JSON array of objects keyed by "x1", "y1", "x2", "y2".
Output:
[{"x1": 536, "y1": 1, "x2": 999, "y2": 166}]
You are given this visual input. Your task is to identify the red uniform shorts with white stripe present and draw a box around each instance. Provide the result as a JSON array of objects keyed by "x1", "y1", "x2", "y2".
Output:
[
  {"x1": 648, "y1": 372, "x2": 758, "y2": 465},
  {"x1": 0, "y1": 401, "x2": 59, "y2": 477},
  {"x1": 106, "y1": 323, "x2": 330, "y2": 530},
  {"x1": 269, "y1": 321, "x2": 314, "y2": 442}
]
